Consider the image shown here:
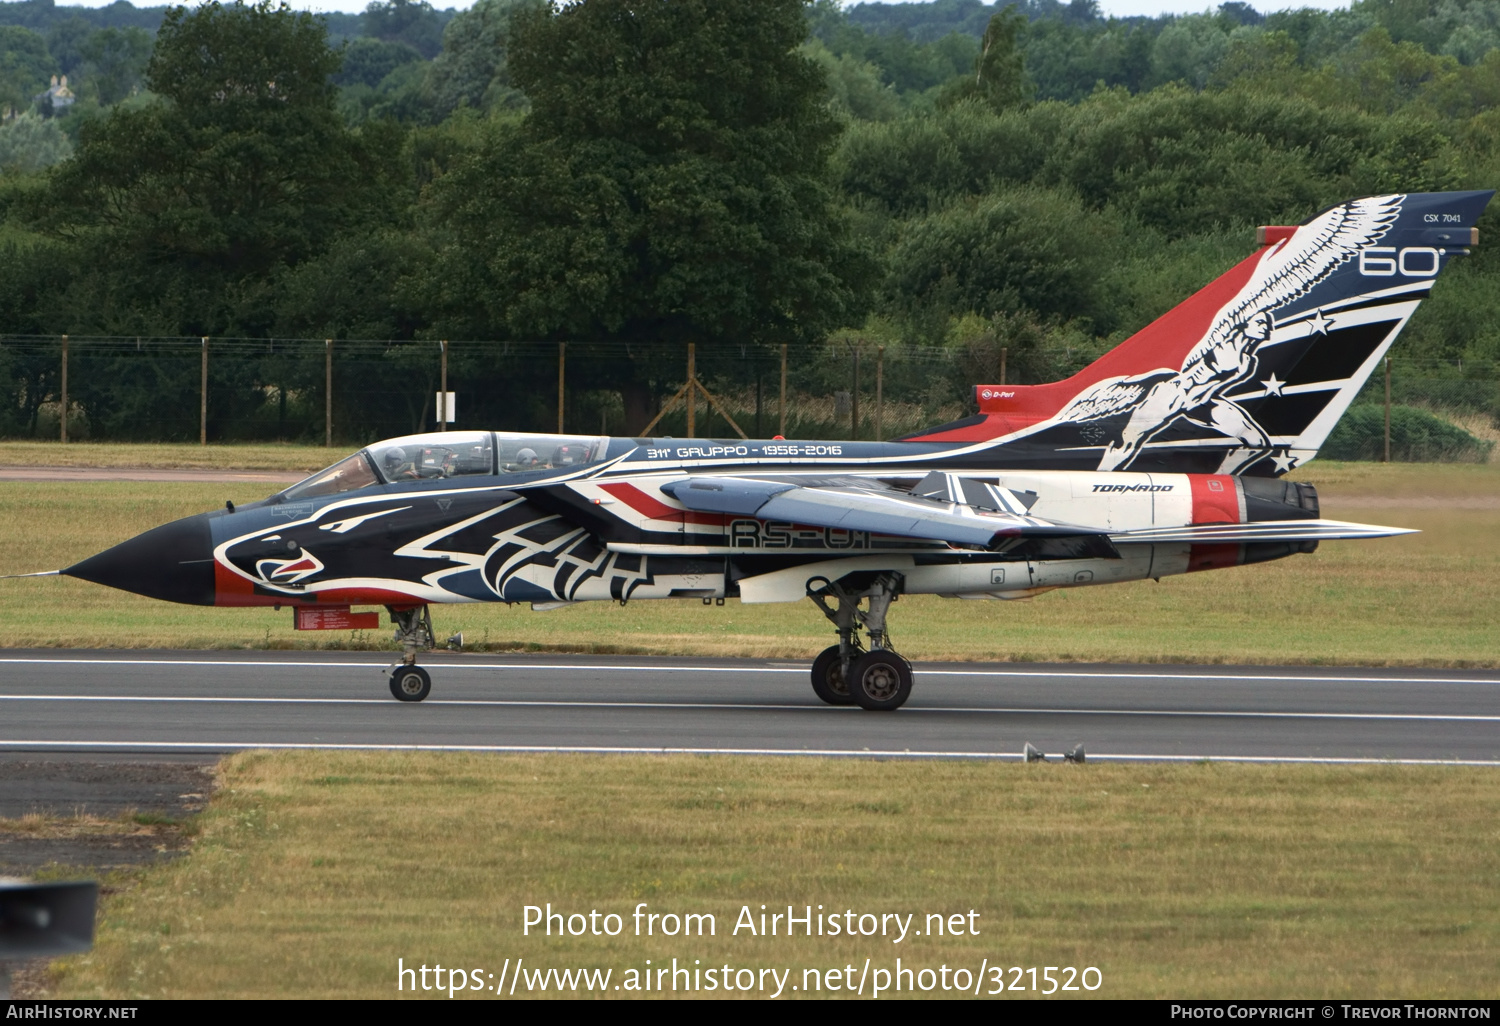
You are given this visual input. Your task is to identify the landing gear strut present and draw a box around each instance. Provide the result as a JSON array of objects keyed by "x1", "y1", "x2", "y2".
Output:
[
  {"x1": 807, "y1": 573, "x2": 913, "y2": 711},
  {"x1": 388, "y1": 605, "x2": 434, "y2": 702}
]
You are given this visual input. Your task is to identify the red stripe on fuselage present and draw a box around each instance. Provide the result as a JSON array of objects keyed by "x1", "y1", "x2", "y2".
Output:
[
  {"x1": 1187, "y1": 544, "x2": 1243, "y2": 573},
  {"x1": 214, "y1": 559, "x2": 418, "y2": 608},
  {"x1": 1188, "y1": 474, "x2": 1241, "y2": 525},
  {"x1": 599, "y1": 482, "x2": 727, "y2": 526},
  {"x1": 214, "y1": 560, "x2": 260, "y2": 606}
]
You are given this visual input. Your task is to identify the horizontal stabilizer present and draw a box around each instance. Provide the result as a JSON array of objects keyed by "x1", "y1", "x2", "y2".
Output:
[
  {"x1": 1109, "y1": 519, "x2": 1417, "y2": 544},
  {"x1": 660, "y1": 475, "x2": 1105, "y2": 550}
]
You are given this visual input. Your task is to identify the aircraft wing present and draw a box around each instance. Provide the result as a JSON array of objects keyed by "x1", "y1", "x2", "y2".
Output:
[
  {"x1": 1108, "y1": 519, "x2": 1417, "y2": 544},
  {"x1": 659, "y1": 474, "x2": 1108, "y2": 551}
]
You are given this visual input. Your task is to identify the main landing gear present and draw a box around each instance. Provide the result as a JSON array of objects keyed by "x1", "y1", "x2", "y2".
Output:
[
  {"x1": 806, "y1": 572, "x2": 913, "y2": 712},
  {"x1": 388, "y1": 605, "x2": 435, "y2": 702}
]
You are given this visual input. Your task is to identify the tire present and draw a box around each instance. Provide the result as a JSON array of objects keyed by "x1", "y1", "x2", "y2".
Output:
[
  {"x1": 810, "y1": 644, "x2": 854, "y2": 706},
  {"x1": 847, "y1": 651, "x2": 912, "y2": 711},
  {"x1": 389, "y1": 665, "x2": 432, "y2": 702}
]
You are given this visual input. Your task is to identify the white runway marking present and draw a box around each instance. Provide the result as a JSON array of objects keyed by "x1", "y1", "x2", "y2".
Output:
[
  {"x1": 1, "y1": 656, "x2": 1497, "y2": 687},
  {"x1": 0, "y1": 738, "x2": 1495, "y2": 766},
  {"x1": 0, "y1": 692, "x2": 1495, "y2": 723}
]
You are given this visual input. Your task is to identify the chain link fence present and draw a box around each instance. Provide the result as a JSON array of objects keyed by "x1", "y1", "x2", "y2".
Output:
[
  {"x1": 2, "y1": 334, "x2": 1495, "y2": 461},
  {"x1": 0, "y1": 334, "x2": 1062, "y2": 445}
]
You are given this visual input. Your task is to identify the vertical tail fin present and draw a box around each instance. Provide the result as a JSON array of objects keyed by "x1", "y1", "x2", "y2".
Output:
[{"x1": 902, "y1": 190, "x2": 1493, "y2": 475}]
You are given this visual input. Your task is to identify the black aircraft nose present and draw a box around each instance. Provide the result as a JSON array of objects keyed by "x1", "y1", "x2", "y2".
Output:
[{"x1": 63, "y1": 512, "x2": 217, "y2": 606}]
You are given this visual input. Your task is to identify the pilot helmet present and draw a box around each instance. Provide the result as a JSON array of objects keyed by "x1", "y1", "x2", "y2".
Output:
[
  {"x1": 516, "y1": 447, "x2": 539, "y2": 466},
  {"x1": 382, "y1": 447, "x2": 406, "y2": 470}
]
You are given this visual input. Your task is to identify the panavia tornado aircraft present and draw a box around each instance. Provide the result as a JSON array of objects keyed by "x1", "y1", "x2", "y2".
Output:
[{"x1": 45, "y1": 190, "x2": 1492, "y2": 709}]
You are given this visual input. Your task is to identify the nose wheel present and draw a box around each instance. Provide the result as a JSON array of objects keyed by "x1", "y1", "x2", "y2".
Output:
[
  {"x1": 389, "y1": 665, "x2": 431, "y2": 702},
  {"x1": 386, "y1": 605, "x2": 442, "y2": 702}
]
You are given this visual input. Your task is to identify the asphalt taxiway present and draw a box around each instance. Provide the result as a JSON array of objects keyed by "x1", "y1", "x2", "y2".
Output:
[{"x1": 1, "y1": 650, "x2": 1496, "y2": 764}]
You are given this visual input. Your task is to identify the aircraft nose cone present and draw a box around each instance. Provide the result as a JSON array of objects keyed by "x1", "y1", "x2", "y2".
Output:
[{"x1": 63, "y1": 513, "x2": 216, "y2": 606}]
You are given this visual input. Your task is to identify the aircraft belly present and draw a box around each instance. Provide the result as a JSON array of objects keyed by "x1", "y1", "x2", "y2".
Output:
[
  {"x1": 1150, "y1": 544, "x2": 1192, "y2": 578},
  {"x1": 1028, "y1": 546, "x2": 1155, "y2": 588},
  {"x1": 905, "y1": 544, "x2": 1158, "y2": 597}
]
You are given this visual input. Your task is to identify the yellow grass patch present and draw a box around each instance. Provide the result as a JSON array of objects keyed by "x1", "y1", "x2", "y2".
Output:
[
  {"x1": 0, "y1": 440, "x2": 333, "y2": 473},
  {"x1": 49, "y1": 751, "x2": 1500, "y2": 999}
]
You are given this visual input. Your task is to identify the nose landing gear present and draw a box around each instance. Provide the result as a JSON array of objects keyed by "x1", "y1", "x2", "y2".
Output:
[
  {"x1": 806, "y1": 572, "x2": 913, "y2": 711},
  {"x1": 387, "y1": 605, "x2": 436, "y2": 702}
]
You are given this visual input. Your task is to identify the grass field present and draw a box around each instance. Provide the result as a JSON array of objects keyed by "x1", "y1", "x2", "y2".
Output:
[
  {"x1": 43, "y1": 751, "x2": 1500, "y2": 999},
  {"x1": 0, "y1": 440, "x2": 335, "y2": 472},
  {"x1": 1, "y1": 460, "x2": 1496, "y2": 664}
]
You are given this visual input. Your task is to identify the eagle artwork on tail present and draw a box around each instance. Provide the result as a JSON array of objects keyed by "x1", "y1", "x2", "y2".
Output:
[{"x1": 1055, "y1": 195, "x2": 1404, "y2": 473}]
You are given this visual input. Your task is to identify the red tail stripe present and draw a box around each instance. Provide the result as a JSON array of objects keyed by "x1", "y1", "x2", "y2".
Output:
[{"x1": 912, "y1": 248, "x2": 1267, "y2": 443}]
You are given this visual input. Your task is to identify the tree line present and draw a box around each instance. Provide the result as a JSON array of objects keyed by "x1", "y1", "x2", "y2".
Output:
[{"x1": 0, "y1": 0, "x2": 1497, "y2": 443}]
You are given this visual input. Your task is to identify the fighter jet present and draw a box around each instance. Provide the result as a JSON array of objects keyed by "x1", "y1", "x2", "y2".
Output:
[{"x1": 49, "y1": 191, "x2": 1492, "y2": 709}]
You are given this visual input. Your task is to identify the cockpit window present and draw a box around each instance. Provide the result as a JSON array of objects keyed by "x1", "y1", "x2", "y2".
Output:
[
  {"x1": 496, "y1": 432, "x2": 606, "y2": 474},
  {"x1": 279, "y1": 431, "x2": 605, "y2": 500},
  {"x1": 368, "y1": 432, "x2": 495, "y2": 482},
  {"x1": 281, "y1": 452, "x2": 379, "y2": 501}
]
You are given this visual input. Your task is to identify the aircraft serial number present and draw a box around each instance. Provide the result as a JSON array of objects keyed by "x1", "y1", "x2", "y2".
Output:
[{"x1": 729, "y1": 519, "x2": 913, "y2": 549}]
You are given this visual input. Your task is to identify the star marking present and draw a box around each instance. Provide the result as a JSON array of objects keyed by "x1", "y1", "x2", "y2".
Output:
[
  {"x1": 1271, "y1": 450, "x2": 1297, "y2": 473},
  {"x1": 1261, "y1": 372, "x2": 1286, "y2": 397},
  {"x1": 1308, "y1": 309, "x2": 1331, "y2": 335}
]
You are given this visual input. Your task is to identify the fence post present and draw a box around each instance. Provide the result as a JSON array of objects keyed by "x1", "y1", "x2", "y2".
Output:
[
  {"x1": 779, "y1": 343, "x2": 787, "y2": 437},
  {"x1": 851, "y1": 345, "x2": 861, "y2": 440},
  {"x1": 200, "y1": 336, "x2": 208, "y2": 446},
  {"x1": 59, "y1": 334, "x2": 67, "y2": 443},
  {"x1": 875, "y1": 345, "x2": 884, "y2": 442},
  {"x1": 439, "y1": 339, "x2": 448, "y2": 430},
  {"x1": 557, "y1": 342, "x2": 566, "y2": 433},
  {"x1": 755, "y1": 372, "x2": 763, "y2": 438},
  {"x1": 687, "y1": 342, "x2": 696, "y2": 438},
  {"x1": 1000, "y1": 346, "x2": 1008, "y2": 387},
  {"x1": 1383, "y1": 355, "x2": 1391, "y2": 463},
  {"x1": 324, "y1": 339, "x2": 333, "y2": 447}
]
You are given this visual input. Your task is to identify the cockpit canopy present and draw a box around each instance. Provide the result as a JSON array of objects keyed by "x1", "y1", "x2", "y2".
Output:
[{"x1": 280, "y1": 431, "x2": 608, "y2": 502}]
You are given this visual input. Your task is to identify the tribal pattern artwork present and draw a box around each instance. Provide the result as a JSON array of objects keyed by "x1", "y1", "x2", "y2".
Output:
[{"x1": 217, "y1": 489, "x2": 730, "y2": 606}]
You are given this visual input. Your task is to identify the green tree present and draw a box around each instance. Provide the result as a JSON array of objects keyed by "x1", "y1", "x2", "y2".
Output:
[
  {"x1": 78, "y1": 26, "x2": 153, "y2": 105},
  {"x1": 803, "y1": 38, "x2": 903, "y2": 122},
  {"x1": 37, "y1": 0, "x2": 398, "y2": 336},
  {"x1": 941, "y1": 5, "x2": 1030, "y2": 111},
  {"x1": 0, "y1": 110, "x2": 72, "y2": 171},
  {"x1": 0, "y1": 26, "x2": 57, "y2": 114},
  {"x1": 884, "y1": 185, "x2": 1123, "y2": 338},
  {"x1": 362, "y1": 0, "x2": 445, "y2": 59},
  {"x1": 424, "y1": 0, "x2": 538, "y2": 119},
  {"x1": 44, "y1": 16, "x2": 93, "y2": 78},
  {"x1": 333, "y1": 35, "x2": 421, "y2": 89},
  {"x1": 420, "y1": 0, "x2": 873, "y2": 431}
]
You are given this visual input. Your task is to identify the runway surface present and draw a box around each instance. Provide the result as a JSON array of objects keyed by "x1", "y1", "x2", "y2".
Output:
[{"x1": 1, "y1": 650, "x2": 1497, "y2": 764}]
